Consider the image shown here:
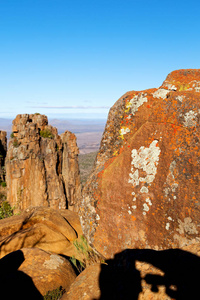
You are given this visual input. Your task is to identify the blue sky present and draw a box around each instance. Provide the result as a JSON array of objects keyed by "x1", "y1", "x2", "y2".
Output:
[{"x1": 0, "y1": 0, "x2": 200, "y2": 119}]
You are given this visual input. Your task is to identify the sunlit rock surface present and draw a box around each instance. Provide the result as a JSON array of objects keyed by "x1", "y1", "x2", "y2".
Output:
[{"x1": 79, "y1": 69, "x2": 200, "y2": 258}]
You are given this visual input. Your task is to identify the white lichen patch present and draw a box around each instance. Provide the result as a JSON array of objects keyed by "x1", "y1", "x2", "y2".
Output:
[
  {"x1": 43, "y1": 255, "x2": 64, "y2": 270},
  {"x1": 165, "y1": 83, "x2": 177, "y2": 91},
  {"x1": 140, "y1": 186, "x2": 148, "y2": 193},
  {"x1": 183, "y1": 110, "x2": 198, "y2": 128},
  {"x1": 153, "y1": 89, "x2": 169, "y2": 99},
  {"x1": 96, "y1": 214, "x2": 100, "y2": 221},
  {"x1": 119, "y1": 127, "x2": 130, "y2": 137},
  {"x1": 176, "y1": 217, "x2": 198, "y2": 235},
  {"x1": 169, "y1": 161, "x2": 176, "y2": 179},
  {"x1": 143, "y1": 203, "x2": 150, "y2": 212},
  {"x1": 126, "y1": 93, "x2": 148, "y2": 116},
  {"x1": 166, "y1": 223, "x2": 170, "y2": 230},
  {"x1": 171, "y1": 182, "x2": 178, "y2": 193},
  {"x1": 129, "y1": 140, "x2": 161, "y2": 215},
  {"x1": 129, "y1": 140, "x2": 161, "y2": 187},
  {"x1": 142, "y1": 199, "x2": 152, "y2": 215},
  {"x1": 176, "y1": 95, "x2": 184, "y2": 102},
  {"x1": 146, "y1": 197, "x2": 152, "y2": 206},
  {"x1": 163, "y1": 160, "x2": 179, "y2": 202},
  {"x1": 192, "y1": 81, "x2": 200, "y2": 92},
  {"x1": 166, "y1": 216, "x2": 174, "y2": 230}
]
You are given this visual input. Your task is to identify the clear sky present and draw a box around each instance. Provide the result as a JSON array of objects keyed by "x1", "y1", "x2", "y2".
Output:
[{"x1": 0, "y1": 0, "x2": 200, "y2": 119}]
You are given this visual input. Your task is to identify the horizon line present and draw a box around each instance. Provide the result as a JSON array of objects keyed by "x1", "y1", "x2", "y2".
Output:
[{"x1": 31, "y1": 105, "x2": 110, "y2": 109}]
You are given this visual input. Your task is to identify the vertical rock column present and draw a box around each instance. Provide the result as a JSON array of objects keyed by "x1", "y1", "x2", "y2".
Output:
[
  {"x1": 6, "y1": 114, "x2": 81, "y2": 212},
  {"x1": 0, "y1": 131, "x2": 7, "y2": 182},
  {"x1": 61, "y1": 131, "x2": 81, "y2": 212}
]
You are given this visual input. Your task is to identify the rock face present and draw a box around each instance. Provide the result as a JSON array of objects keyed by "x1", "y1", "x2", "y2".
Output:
[
  {"x1": 61, "y1": 131, "x2": 81, "y2": 210},
  {"x1": 0, "y1": 130, "x2": 7, "y2": 181},
  {"x1": 62, "y1": 264, "x2": 101, "y2": 300},
  {"x1": 0, "y1": 206, "x2": 83, "y2": 259},
  {"x1": 18, "y1": 248, "x2": 76, "y2": 296},
  {"x1": 6, "y1": 114, "x2": 81, "y2": 211},
  {"x1": 79, "y1": 69, "x2": 200, "y2": 258},
  {"x1": 0, "y1": 248, "x2": 76, "y2": 299}
]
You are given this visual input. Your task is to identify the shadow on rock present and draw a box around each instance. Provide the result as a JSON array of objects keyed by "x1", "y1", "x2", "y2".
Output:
[
  {"x1": 98, "y1": 248, "x2": 200, "y2": 300},
  {"x1": 0, "y1": 250, "x2": 43, "y2": 300}
]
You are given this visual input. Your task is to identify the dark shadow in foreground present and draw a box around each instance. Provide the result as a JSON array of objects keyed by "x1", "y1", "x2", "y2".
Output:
[
  {"x1": 0, "y1": 250, "x2": 43, "y2": 300},
  {"x1": 98, "y1": 248, "x2": 200, "y2": 300}
]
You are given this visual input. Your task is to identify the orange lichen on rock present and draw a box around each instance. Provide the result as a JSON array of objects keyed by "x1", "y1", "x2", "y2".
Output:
[
  {"x1": 161, "y1": 69, "x2": 200, "y2": 92},
  {"x1": 78, "y1": 69, "x2": 200, "y2": 259}
]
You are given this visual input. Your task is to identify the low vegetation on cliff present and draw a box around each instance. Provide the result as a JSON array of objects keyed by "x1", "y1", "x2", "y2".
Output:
[
  {"x1": 40, "y1": 129, "x2": 55, "y2": 139},
  {"x1": 79, "y1": 151, "x2": 97, "y2": 185},
  {"x1": 0, "y1": 201, "x2": 13, "y2": 219}
]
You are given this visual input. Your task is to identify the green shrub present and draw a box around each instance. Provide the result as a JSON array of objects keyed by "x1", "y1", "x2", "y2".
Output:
[
  {"x1": 0, "y1": 201, "x2": 13, "y2": 219},
  {"x1": 0, "y1": 181, "x2": 6, "y2": 188},
  {"x1": 10, "y1": 132, "x2": 14, "y2": 138},
  {"x1": 13, "y1": 139, "x2": 19, "y2": 147},
  {"x1": 0, "y1": 193, "x2": 6, "y2": 201},
  {"x1": 40, "y1": 129, "x2": 54, "y2": 139},
  {"x1": 69, "y1": 255, "x2": 85, "y2": 274},
  {"x1": 70, "y1": 235, "x2": 103, "y2": 273},
  {"x1": 43, "y1": 286, "x2": 65, "y2": 300}
]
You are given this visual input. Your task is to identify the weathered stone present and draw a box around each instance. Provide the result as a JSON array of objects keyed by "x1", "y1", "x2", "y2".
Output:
[
  {"x1": 0, "y1": 130, "x2": 7, "y2": 181},
  {"x1": 62, "y1": 264, "x2": 102, "y2": 300},
  {"x1": 19, "y1": 248, "x2": 76, "y2": 296},
  {"x1": 0, "y1": 248, "x2": 76, "y2": 298},
  {"x1": 6, "y1": 114, "x2": 81, "y2": 211},
  {"x1": 79, "y1": 69, "x2": 200, "y2": 258},
  {"x1": 61, "y1": 131, "x2": 81, "y2": 211},
  {"x1": 0, "y1": 207, "x2": 83, "y2": 259}
]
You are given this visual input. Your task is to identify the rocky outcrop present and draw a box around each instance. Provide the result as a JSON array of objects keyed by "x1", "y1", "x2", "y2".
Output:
[
  {"x1": 0, "y1": 130, "x2": 7, "y2": 182},
  {"x1": 18, "y1": 248, "x2": 76, "y2": 296},
  {"x1": 62, "y1": 264, "x2": 101, "y2": 300},
  {"x1": 0, "y1": 248, "x2": 76, "y2": 299},
  {"x1": 61, "y1": 131, "x2": 81, "y2": 211},
  {"x1": 0, "y1": 207, "x2": 83, "y2": 259},
  {"x1": 79, "y1": 69, "x2": 200, "y2": 258},
  {"x1": 6, "y1": 114, "x2": 81, "y2": 211}
]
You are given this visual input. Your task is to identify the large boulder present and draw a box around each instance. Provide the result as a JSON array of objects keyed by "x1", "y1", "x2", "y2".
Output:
[
  {"x1": 19, "y1": 248, "x2": 76, "y2": 296},
  {"x1": 79, "y1": 69, "x2": 200, "y2": 258},
  {"x1": 6, "y1": 114, "x2": 81, "y2": 211},
  {"x1": 62, "y1": 264, "x2": 102, "y2": 300},
  {"x1": 0, "y1": 247, "x2": 76, "y2": 299},
  {"x1": 0, "y1": 207, "x2": 83, "y2": 259}
]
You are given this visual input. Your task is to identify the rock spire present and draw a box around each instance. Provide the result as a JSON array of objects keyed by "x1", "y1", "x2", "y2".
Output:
[{"x1": 6, "y1": 114, "x2": 81, "y2": 211}]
